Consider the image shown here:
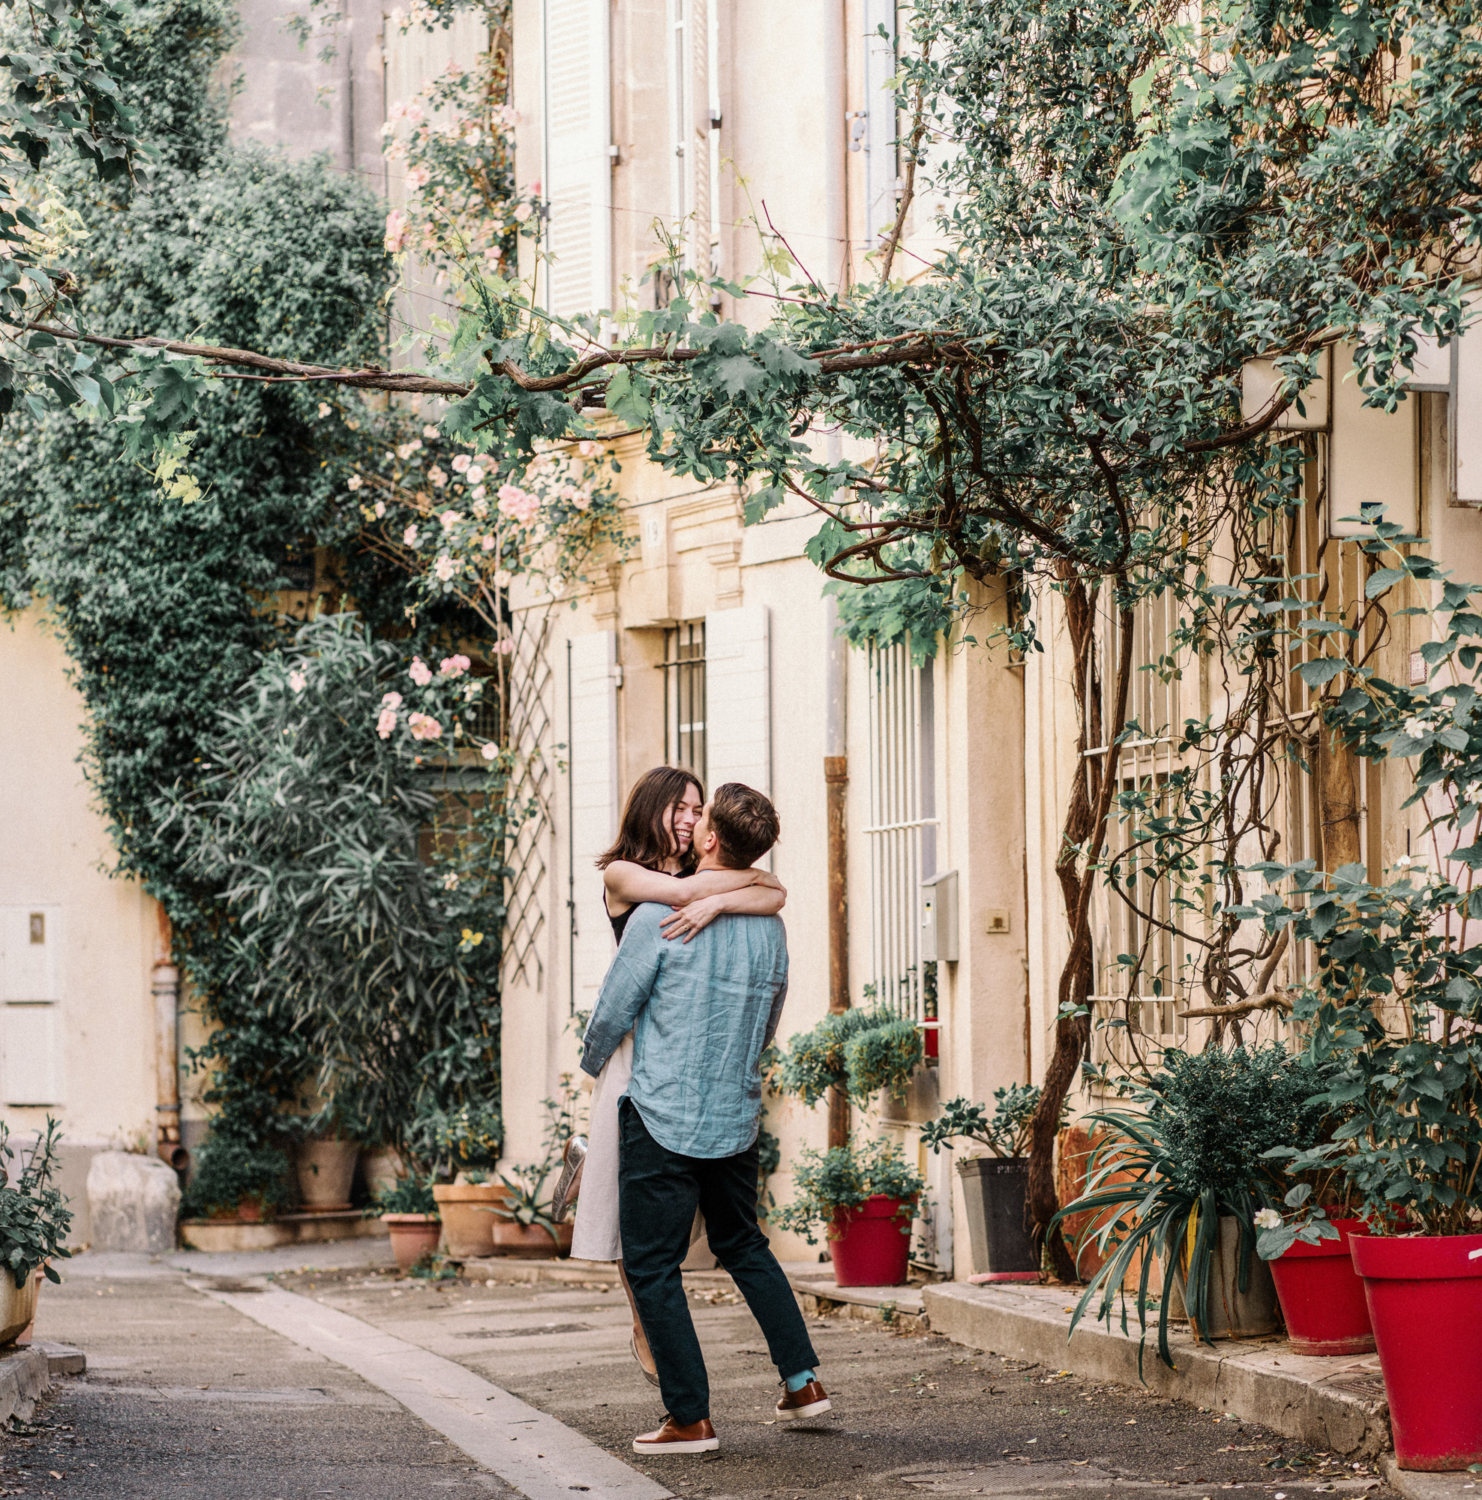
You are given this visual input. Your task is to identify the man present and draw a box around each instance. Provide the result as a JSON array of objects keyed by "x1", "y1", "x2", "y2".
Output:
[{"x1": 580, "y1": 782, "x2": 830, "y2": 1455}]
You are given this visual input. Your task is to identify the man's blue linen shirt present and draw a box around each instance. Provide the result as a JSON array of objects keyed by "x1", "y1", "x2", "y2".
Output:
[{"x1": 579, "y1": 902, "x2": 789, "y2": 1160}]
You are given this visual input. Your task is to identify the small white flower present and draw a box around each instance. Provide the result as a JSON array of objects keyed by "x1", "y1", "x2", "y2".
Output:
[
  {"x1": 374, "y1": 500, "x2": 386, "y2": 518},
  {"x1": 466, "y1": 465, "x2": 485, "y2": 485},
  {"x1": 423, "y1": 424, "x2": 440, "y2": 439},
  {"x1": 1403, "y1": 716, "x2": 1431, "y2": 739},
  {"x1": 403, "y1": 524, "x2": 419, "y2": 548},
  {"x1": 318, "y1": 402, "x2": 332, "y2": 418},
  {"x1": 442, "y1": 871, "x2": 460, "y2": 890},
  {"x1": 347, "y1": 474, "x2": 363, "y2": 491},
  {"x1": 481, "y1": 741, "x2": 499, "y2": 760},
  {"x1": 1254, "y1": 1208, "x2": 1283, "y2": 1231},
  {"x1": 288, "y1": 669, "x2": 307, "y2": 694}
]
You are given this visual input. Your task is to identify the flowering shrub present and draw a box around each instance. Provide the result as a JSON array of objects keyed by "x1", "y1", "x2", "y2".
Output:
[
  {"x1": 158, "y1": 613, "x2": 508, "y2": 1165},
  {"x1": 351, "y1": 429, "x2": 629, "y2": 742},
  {"x1": 379, "y1": 0, "x2": 540, "y2": 273}
]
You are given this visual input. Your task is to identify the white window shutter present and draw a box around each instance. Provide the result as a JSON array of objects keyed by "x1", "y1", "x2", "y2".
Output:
[
  {"x1": 1329, "y1": 342, "x2": 1418, "y2": 536},
  {"x1": 862, "y1": 0, "x2": 898, "y2": 250},
  {"x1": 568, "y1": 632, "x2": 619, "y2": 1011},
  {"x1": 704, "y1": 606, "x2": 771, "y2": 796},
  {"x1": 542, "y1": 0, "x2": 611, "y2": 319},
  {"x1": 1456, "y1": 298, "x2": 1482, "y2": 503},
  {"x1": 0, "y1": 907, "x2": 62, "y2": 1106}
]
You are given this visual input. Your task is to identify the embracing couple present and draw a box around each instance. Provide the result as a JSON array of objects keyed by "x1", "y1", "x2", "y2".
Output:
[{"x1": 555, "y1": 766, "x2": 830, "y2": 1456}]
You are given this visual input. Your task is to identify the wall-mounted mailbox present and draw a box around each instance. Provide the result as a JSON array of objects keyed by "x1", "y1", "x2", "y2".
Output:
[{"x1": 921, "y1": 870, "x2": 959, "y2": 964}]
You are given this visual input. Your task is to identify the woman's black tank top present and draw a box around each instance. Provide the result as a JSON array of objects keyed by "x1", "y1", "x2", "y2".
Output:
[{"x1": 605, "y1": 868, "x2": 678, "y2": 943}]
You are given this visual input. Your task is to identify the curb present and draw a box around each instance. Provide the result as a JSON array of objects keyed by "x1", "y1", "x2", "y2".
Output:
[
  {"x1": 0, "y1": 1347, "x2": 52, "y2": 1425},
  {"x1": 1379, "y1": 1455, "x2": 1482, "y2": 1500},
  {"x1": 923, "y1": 1281, "x2": 1390, "y2": 1460},
  {"x1": 29, "y1": 1341, "x2": 86, "y2": 1377},
  {"x1": 787, "y1": 1276, "x2": 930, "y2": 1334},
  {"x1": 459, "y1": 1257, "x2": 735, "y2": 1289}
]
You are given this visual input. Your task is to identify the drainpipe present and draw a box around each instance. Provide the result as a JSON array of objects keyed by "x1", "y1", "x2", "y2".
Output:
[
  {"x1": 825, "y1": 596, "x2": 851, "y2": 1151},
  {"x1": 152, "y1": 904, "x2": 188, "y2": 1171},
  {"x1": 823, "y1": 0, "x2": 852, "y2": 1153}
]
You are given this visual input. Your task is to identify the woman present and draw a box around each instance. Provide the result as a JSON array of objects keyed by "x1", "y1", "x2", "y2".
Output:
[{"x1": 560, "y1": 766, "x2": 785, "y2": 1382}]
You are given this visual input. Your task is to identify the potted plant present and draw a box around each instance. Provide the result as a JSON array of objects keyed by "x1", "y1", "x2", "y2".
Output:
[
  {"x1": 295, "y1": 1120, "x2": 360, "y2": 1212},
  {"x1": 375, "y1": 1175, "x2": 442, "y2": 1270},
  {"x1": 1256, "y1": 861, "x2": 1482, "y2": 1471},
  {"x1": 774, "y1": 1135, "x2": 925, "y2": 1287},
  {"x1": 777, "y1": 1007, "x2": 916, "y2": 1107},
  {"x1": 0, "y1": 1120, "x2": 72, "y2": 1345},
  {"x1": 921, "y1": 1084, "x2": 1050, "y2": 1280},
  {"x1": 181, "y1": 1133, "x2": 294, "y2": 1223},
  {"x1": 843, "y1": 1017, "x2": 925, "y2": 1105},
  {"x1": 1253, "y1": 1183, "x2": 1374, "y2": 1357},
  {"x1": 1057, "y1": 1044, "x2": 1330, "y2": 1369},
  {"x1": 487, "y1": 1082, "x2": 581, "y2": 1258},
  {"x1": 417, "y1": 1100, "x2": 507, "y2": 1259},
  {"x1": 489, "y1": 1163, "x2": 572, "y2": 1258}
]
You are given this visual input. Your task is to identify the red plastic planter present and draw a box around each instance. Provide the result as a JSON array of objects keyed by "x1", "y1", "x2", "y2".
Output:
[
  {"x1": 1350, "y1": 1232, "x2": 1482, "y2": 1471},
  {"x1": 1268, "y1": 1218, "x2": 1375, "y2": 1356},
  {"x1": 830, "y1": 1195, "x2": 914, "y2": 1287}
]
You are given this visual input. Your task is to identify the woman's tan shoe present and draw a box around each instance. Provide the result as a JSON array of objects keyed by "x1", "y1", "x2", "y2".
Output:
[
  {"x1": 551, "y1": 1135, "x2": 586, "y2": 1222},
  {"x1": 631, "y1": 1333, "x2": 660, "y2": 1386}
]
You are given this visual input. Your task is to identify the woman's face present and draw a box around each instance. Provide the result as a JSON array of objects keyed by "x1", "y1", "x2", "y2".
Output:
[{"x1": 666, "y1": 782, "x2": 704, "y2": 855}]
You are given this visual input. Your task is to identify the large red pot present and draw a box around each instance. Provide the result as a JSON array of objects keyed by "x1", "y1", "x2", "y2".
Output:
[
  {"x1": 829, "y1": 1195, "x2": 914, "y2": 1288},
  {"x1": 1268, "y1": 1218, "x2": 1375, "y2": 1356},
  {"x1": 1350, "y1": 1232, "x2": 1482, "y2": 1470}
]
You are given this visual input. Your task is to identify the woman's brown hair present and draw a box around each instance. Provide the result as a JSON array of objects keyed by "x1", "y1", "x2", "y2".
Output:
[{"x1": 595, "y1": 766, "x2": 705, "y2": 873}]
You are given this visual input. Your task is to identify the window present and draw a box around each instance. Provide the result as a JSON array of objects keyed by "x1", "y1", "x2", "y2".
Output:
[
  {"x1": 662, "y1": 621, "x2": 706, "y2": 776},
  {"x1": 865, "y1": 643, "x2": 936, "y2": 1020}
]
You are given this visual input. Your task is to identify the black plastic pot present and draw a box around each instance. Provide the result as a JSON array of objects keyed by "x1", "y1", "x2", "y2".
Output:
[{"x1": 956, "y1": 1156, "x2": 1038, "y2": 1276}]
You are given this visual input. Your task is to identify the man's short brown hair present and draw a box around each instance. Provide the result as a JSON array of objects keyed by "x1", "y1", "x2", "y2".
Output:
[{"x1": 708, "y1": 783, "x2": 780, "y2": 869}]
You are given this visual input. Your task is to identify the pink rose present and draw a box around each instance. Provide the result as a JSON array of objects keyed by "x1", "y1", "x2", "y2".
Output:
[
  {"x1": 434, "y1": 555, "x2": 456, "y2": 581},
  {"x1": 384, "y1": 209, "x2": 408, "y2": 253},
  {"x1": 439, "y1": 654, "x2": 471, "y2": 678},
  {"x1": 439, "y1": 510, "x2": 461, "y2": 530},
  {"x1": 403, "y1": 524, "x2": 419, "y2": 548},
  {"x1": 409, "y1": 658, "x2": 434, "y2": 687},
  {"x1": 496, "y1": 484, "x2": 540, "y2": 526},
  {"x1": 452, "y1": 454, "x2": 471, "y2": 473},
  {"x1": 381, "y1": 691, "x2": 403, "y2": 709},
  {"x1": 376, "y1": 708, "x2": 398, "y2": 739},
  {"x1": 408, "y1": 712, "x2": 442, "y2": 741}
]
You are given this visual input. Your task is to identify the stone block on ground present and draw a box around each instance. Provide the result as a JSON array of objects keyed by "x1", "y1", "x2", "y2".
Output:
[{"x1": 86, "y1": 1152, "x2": 180, "y2": 1253}]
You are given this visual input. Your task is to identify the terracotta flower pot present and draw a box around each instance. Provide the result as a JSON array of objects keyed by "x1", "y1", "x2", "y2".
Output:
[
  {"x1": 432, "y1": 1183, "x2": 512, "y2": 1260},
  {"x1": 829, "y1": 1195, "x2": 915, "y2": 1288},
  {"x1": 297, "y1": 1138, "x2": 358, "y2": 1211},
  {"x1": 490, "y1": 1220, "x2": 573, "y2": 1259},
  {"x1": 1351, "y1": 1231, "x2": 1482, "y2": 1471},
  {"x1": 382, "y1": 1213, "x2": 442, "y2": 1271},
  {"x1": 0, "y1": 1273, "x2": 39, "y2": 1347},
  {"x1": 1267, "y1": 1218, "x2": 1375, "y2": 1356}
]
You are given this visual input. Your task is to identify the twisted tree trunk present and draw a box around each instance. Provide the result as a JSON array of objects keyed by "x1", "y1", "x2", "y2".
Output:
[{"x1": 1026, "y1": 574, "x2": 1136, "y2": 1281}]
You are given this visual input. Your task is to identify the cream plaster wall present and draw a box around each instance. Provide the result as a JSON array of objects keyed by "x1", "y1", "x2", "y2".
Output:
[{"x1": 0, "y1": 607, "x2": 157, "y2": 1153}]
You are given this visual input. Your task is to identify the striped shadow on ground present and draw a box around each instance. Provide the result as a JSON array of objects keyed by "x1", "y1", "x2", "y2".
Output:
[{"x1": 190, "y1": 1281, "x2": 673, "y2": 1500}]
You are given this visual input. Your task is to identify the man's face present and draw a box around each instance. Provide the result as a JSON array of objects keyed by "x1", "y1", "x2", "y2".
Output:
[{"x1": 690, "y1": 800, "x2": 718, "y2": 862}]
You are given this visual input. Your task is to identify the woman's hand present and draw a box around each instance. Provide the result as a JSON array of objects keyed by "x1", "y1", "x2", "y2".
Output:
[{"x1": 660, "y1": 894, "x2": 729, "y2": 943}]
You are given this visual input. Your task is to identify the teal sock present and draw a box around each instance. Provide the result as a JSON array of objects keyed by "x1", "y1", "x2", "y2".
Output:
[{"x1": 784, "y1": 1369, "x2": 816, "y2": 1392}]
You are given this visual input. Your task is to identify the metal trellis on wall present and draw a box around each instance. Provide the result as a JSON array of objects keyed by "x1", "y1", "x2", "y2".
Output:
[{"x1": 502, "y1": 609, "x2": 554, "y2": 991}]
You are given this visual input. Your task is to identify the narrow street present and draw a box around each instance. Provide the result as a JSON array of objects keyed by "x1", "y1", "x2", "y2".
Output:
[{"x1": 4, "y1": 1247, "x2": 1395, "y2": 1500}]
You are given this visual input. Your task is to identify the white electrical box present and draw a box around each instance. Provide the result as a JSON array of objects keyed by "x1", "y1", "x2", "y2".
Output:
[{"x1": 921, "y1": 871, "x2": 959, "y2": 963}]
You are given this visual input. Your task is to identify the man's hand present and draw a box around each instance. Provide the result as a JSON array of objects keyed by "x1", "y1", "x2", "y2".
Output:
[{"x1": 661, "y1": 894, "x2": 728, "y2": 943}]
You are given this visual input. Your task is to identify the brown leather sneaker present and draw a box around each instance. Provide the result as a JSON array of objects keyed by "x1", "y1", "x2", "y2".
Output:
[
  {"x1": 775, "y1": 1379, "x2": 832, "y2": 1421},
  {"x1": 632, "y1": 1416, "x2": 719, "y2": 1454}
]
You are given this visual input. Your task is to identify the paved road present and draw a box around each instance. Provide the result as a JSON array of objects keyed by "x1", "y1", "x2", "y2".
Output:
[
  {"x1": 5, "y1": 1249, "x2": 1394, "y2": 1500},
  {"x1": 8, "y1": 1250, "x2": 515, "y2": 1498}
]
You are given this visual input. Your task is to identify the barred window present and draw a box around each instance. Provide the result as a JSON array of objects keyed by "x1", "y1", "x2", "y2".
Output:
[{"x1": 662, "y1": 622, "x2": 706, "y2": 777}]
